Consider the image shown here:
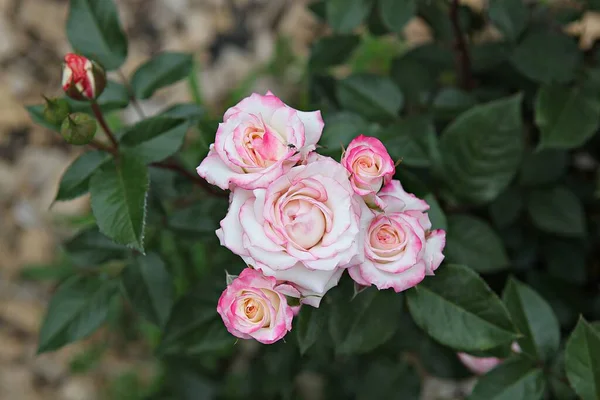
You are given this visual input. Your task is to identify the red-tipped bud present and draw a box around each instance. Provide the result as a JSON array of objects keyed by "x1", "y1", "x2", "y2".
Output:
[{"x1": 61, "y1": 53, "x2": 106, "y2": 101}]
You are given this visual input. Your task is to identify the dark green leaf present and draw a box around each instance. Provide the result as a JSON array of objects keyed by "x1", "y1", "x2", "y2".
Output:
[
  {"x1": 390, "y1": 53, "x2": 437, "y2": 106},
  {"x1": 527, "y1": 186, "x2": 585, "y2": 237},
  {"x1": 535, "y1": 84, "x2": 600, "y2": 150},
  {"x1": 439, "y1": 94, "x2": 524, "y2": 205},
  {"x1": 67, "y1": 81, "x2": 129, "y2": 114},
  {"x1": 542, "y1": 238, "x2": 587, "y2": 285},
  {"x1": 320, "y1": 111, "x2": 370, "y2": 156},
  {"x1": 295, "y1": 306, "x2": 327, "y2": 355},
  {"x1": 54, "y1": 151, "x2": 111, "y2": 202},
  {"x1": 309, "y1": 35, "x2": 360, "y2": 70},
  {"x1": 424, "y1": 194, "x2": 447, "y2": 231},
  {"x1": 326, "y1": 0, "x2": 372, "y2": 33},
  {"x1": 131, "y1": 52, "x2": 193, "y2": 99},
  {"x1": 120, "y1": 116, "x2": 189, "y2": 163},
  {"x1": 168, "y1": 199, "x2": 227, "y2": 235},
  {"x1": 445, "y1": 215, "x2": 509, "y2": 273},
  {"x1": 160, "y1": 103, "x2": 205, "y2": 121},
  {"x1": 329, "y1": 285, "x2": 402, "y2": 355},
  {"x1": 469, "y1": 356, "x2": 546, "y2": 400},
  {"x1": 488, "y1": 0, "x2": 527, "y2": 41},
  {"x1": 66, "y1": 0, "x2": 128, "y2": 70},
  {"x1": 122, "y1": 253, "x2": 174, "y2": 327},
  {"x1": 519, "y1": 149, "x2": 568, "y2": 186},
  {"x1": 64, "y1": 227, "x2": 127, "y2": 267},
  {"x1": 433, "y1": 88, "x2": 477, "y2": 121},
  {"x1": 406, "y1": 264, "x2": 518, "y2": 352},
  {"x1": 489, "y1": 187, "x2": 523, "y2": 229},
  {"x1": 357, "y1": 360, "x2": 420, "y2": 400},
  {"x1": 26, "y1": 105, "x2": 61, "y2": 131},
  {"x1": 510, "y1": 30, "x2": 581, "y2": 84},
  {"x1": 37, "y1": 276, "x2": 118, "y2": 353},
  {"x1": 502, "y1": 278, "x2": 560, "y2": 362},
  {"x1": 336, "y1": 74, "x2": 404, "y2": 120},
  {"x1": 375, "y1": 115, "x2": 435, "y2": 167},
  {"x1": 90, "y1": 154, "x2": 149, "y2": 252},
  {"x1": 565, "y1": 317, "x2": 600, "y2": 400},
  {"x1": 379, "y1": 0, "x2": 416, "y2": 33},
  {"x1": 471, "y1": 42, "x2": 512, "y2": 73}
]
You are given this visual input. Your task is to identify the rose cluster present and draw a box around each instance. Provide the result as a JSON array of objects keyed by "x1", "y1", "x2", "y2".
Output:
[{"x1": 197, "y1": 92, "x2": 446, "y2": 344}]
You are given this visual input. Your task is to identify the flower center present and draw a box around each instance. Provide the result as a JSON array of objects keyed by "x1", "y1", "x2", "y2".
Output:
[
  {"x1": 242, "y1": 297, "x2": 264, "y2": 323},
  {"x1": 355, "y1": 155, "x2": 381, "y2": 176},
  {"x1": 282, "y1": 199, "x2": 326, "y2": 249},
  {"x1": 242, "y1": 123, "x2": 287, "y2": 168}
]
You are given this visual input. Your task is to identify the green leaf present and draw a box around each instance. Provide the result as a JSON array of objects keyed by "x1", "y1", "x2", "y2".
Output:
[
  {"x1": 67, "y1": 81, "x2": 129, "y2": 114},
  {"x1": 424, "y1": 194, "x2": 447, "y2": 231},
  {"x1": 357, "y1": 360, "x2": 420, "y2": 400},
  {"x1": 64, "y1": 227, "x2": 127, "y2": 268},
  {"x1": 131, "y1": 52, "x2": 193, "y2": 99},
  {"x1": 510, "y1": 29, "x2": 581, "y2": 84},
  {"x1": 535, "y1": 84, "x2": 600, "y2": 150},
  {"x1": 37, "y1": 276, "x2": 118, "y2": 353},
  {"x1": 565, "y1": 317, "x2": 600, "y2": 400},
  {"x1": 433, "y1": 88, "x2": 477, "y2": 121},
  {"x1": 120, "y1": 116, "x2": 189, "y2": 163},
  {"x1": 90, "y1": 154, "x2": 149, "y2": 252},
  {"x1": 309, "y1": 35, "x2": 360, "y2": 71},
  {"x1": 122, "y1": 253, "x2": 174, "y2": 327},
  {"x1": 295, "y1": 306, "x2": 327, "y2": 355},
  {"x1": 502, "y1": 278, "x2": 560, "y2": 362},
  {"x1": 488, "y1": 0, "x2": 527, "y2": 41},
  {"x1": 160, "y1": 103, "x2": 205, "y2": 121},
  {"x1": 439, "y1": 94, "x2": 524, "y2": 205},
  {"x1": 329, "y1": 284, "x2": 402, "y2": 355},
  {"x1": 168, "y1": 200, "x2": 228, "y2": 235},
  {"x1": 550, "y1": 349, "x2": 578, "y2": 400},
  {"x1": 445, "y1": 215, "x2": 509, "y2": 273},
  {"x1": 326, "y1": 0, "x2": 372, "y2": 33},
  {"x1": 379, "y1": 0, "x2": 416, "y2": 33},
  {"x1": 26, "y1": 105, "x2": 61, "y2": 131},
  {"x1": 519, "y1": 149, "x2": 568, "y2": 186},
  {"x1": 406, "y1": 264, "x2": 518, "y2": 352},
  {"x1": 54, "y1": 151, "x2": 111, "y2": 202},
  {"x1": 527, "y1": 186, "x2": 586, "y2": 237},
  {"x1": 66, "y1": 0, "x2": 128, "y2": 70},
  {"x1": 489, "y1": 187, "x2": 523, "y2": 229},
  {"x1": 469, "y1": 356, "x2": 546, "y2": 400},
  {"x1": 337, "y1": 74, "x2": 403, "y2": 120},
  {"x1": 375, "y1": 115, "x2": 435, "y2": 167},
  {"x1": 320, "y1": 111, "x2": 370, "y2": 156},
  {"x1": 390, "y1": 53, "x2": 437, "y2": 106},
  {"x1": 542, "y1": 238, "x2": 587, "y2": 285}
]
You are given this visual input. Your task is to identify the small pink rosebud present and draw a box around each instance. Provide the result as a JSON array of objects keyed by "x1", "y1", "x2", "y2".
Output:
[{"x1": 62, "y1": 53, "x2": 106, "y2": 101}]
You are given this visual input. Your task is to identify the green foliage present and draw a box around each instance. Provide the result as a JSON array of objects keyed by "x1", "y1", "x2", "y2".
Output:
[
  {"x1": 54, "y1": 150, "x2": 110, "y2": 201},
  {"x1": 131, "y1": 52, "x2": 193, "y2": 99},
  {"x1": 565, "y1": 318, "x2": 600, "y2": 400}
]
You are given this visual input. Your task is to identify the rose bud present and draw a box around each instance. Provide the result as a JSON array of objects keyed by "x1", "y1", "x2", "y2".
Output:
[
  {"x1": 42, "y1": 96, "x2": 71, "y2": 126},
  {"x1": 60, "y1": 113, "x2": 97, "y2": 145},
  {"x1": 62, "y1": 53, "x2": 106, "y2": 101},
  {"x1": 217, "y1": 268, "x2": 294, "y2": 344}
]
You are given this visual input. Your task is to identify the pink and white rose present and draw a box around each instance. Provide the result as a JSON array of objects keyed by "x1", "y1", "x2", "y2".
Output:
[
  {"x1": 197, "y1": 91, "x2": 323, "y2": 190},
  {"x1": 457, "y1": 353, "x2": 503, "y2": 375},
  {"x1": 348, "y1": 179, "x2": 446, "y2": 292},
  {"x1": 341, "y1": 135, "x2": 395, "y2": 207},
  {"x1": 217, "y1": 268, "x2": 294, "y2": 344},
  {"x1": 217, "y1": 156, "x2": 372, "y2": 307}
]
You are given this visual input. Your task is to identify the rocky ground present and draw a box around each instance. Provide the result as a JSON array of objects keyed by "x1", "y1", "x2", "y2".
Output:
[{"x1": 1, "y1": 0, "x2": 598, "y2": 399}]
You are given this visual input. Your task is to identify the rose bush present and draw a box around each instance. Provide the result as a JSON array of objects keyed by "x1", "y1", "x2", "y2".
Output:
[{"x1": 27, "y1": 1, "x2": 600, "y2": 399}]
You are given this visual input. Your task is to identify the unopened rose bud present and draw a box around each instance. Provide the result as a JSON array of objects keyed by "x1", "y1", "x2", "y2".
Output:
[
  {"x1": 42, "y1": 96, "x2": 71, "y2": 126},
  {"x1": 61, "y1": 53, "x2": 106, "y2": 101},
  {"x1": 60, "y1": 113, "x2": 97, "y2": 145}
]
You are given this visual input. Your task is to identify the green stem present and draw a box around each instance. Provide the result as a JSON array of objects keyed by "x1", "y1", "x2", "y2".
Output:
[{"x1": 91, "y1": 102, "x2": 119, "y2": 150}]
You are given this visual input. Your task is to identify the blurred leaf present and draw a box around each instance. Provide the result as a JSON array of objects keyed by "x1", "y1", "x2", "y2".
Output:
[
  {"x1": 329, "y1": 285, "x2": 402, "y2": 355},
  {"x1": 376, "y1": 115, "x2": 436, "y2": 167},
  {"x1": 122, "y1": 253, "x2": 174, "y2": 327},
  {"x1": 357, "y1": 360, "x2": 420, "y2": 400},
  {"x1": 160, "y1": 103, "x2": 205, "y2": 121},
  {"x1": 424, "y1": 194, "x2": 447, "y2": 231},
  {"x1": 511, "y1": 29, "x2": 581, "y2": 84},
  {"x1": 167, "y1": 366, "x2": 215, "y2": 400},
  {"x1": 445, "y1": 215, "x2": 509, "y2": 273},
  {"x1": 168, "y1": 199, "x2": 228, "y2": 235},
  {"x1": 489, "y1": 187, "x2": 523, "y2": 229},
  {"x1": 416, "y1": 0, "x2": 452, "y2": 41},
  {"x1": 320, "y1": 111, "x2": 370, "y2": 155},
  {"x1": 519, "y1": 149, "x2": 568, "y2": 186},
  {"x1": 379, "y1": 0, "x2": 416, "y2": 33},
  {"x1": 535, "y1": 83, "x2": 600, "y2": 150},
  {"x1": 64, "y1": 227, "x2": 127, "y2": 267},
  {"x1": 550, "y1": 349, "x2": 578, "y2": 400},
  {"x1": 565, "y1": 317, "x2": 600, "y2": 400},
  {"x1": 295, "y1": 306, "x2": 327, "y2": 355},
  {"x1": 131, "y1": 52, "x2": 193, "y2": 99},
  {"x1": 527, "y1": 186, "x2": 585, "y2": 237},
  {"x1": 68, "y1": 81, "x2": 129, "y2": 114},
  {"x1": 336, "y1": 74, "x2": 404, "y2": 120},
  {"x1": 54, "y1": 151, "x2": 111, "y2": 202},
  {"x1": 432, "y1": 87, "x2": 477, "y2": 121},
  {"x1": 488, "y1": 0, "x2": 528, "y2": 41},
  {"x1": 90, "y1": 155, "x2": 149, "y2": 252},
  {"x1": 390, "y1": 52, "x2": 437, "y2": 106},
  {"x1": 439, "y1": 94, "x2": 524, "y2": 205},
  {"x1": 38, "y1": 276, "x2": 118, "y2": 353},
  {"x1": 469, "y1": 356, "x2": 546, "y2": 400},
  {"x1": 471, "y1": 42, "x2": 512, "y2": 73},
  {"x1": 309, "y1": 35, "x2": 360, "y2": 71},
  {"x1": 349, "y1": 34, "x2": 403, "y2": 74},
  {"x1": 26, "y1": 105, "x2": 61, "y2": 132},
  {"x1": 542, "y1": 238, "x2": 587, "y2": 285},
  {"x1": 119, "y1": 116, "x2": 189, "y2": 163},
  {"x1": 66, "y1": 0, "x2": 128, "y2": 70},
  {"x1": 326, "y1": 0, "x2": 373, "y2": 33},
  {"x1": 406, "y1": 264, "x2": 518, "y2": 352},
  {"x1": 502, "y1": 278, "x2": 560, "y2": 362},
  {"x1": 20, "y1": 262, "x2": 76, "y2": 282}
]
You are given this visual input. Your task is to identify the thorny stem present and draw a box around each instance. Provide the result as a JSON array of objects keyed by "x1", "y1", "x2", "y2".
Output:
[
  {"x1": 91, "y1": 101, "x2": 119, "y2": 149},
  {"x1": 449, "y1": 0, "x2": 473, "y2": 90}
]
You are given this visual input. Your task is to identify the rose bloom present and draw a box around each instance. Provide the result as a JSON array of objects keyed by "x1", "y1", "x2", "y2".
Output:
[
  {"x1": 217, "y1": 268, "x2": 294, "y2": 344},
  {"x1": 341, "y1": 135, "x2": 395, "y2": 207},
  {"x1": 348, "y1": 180, "x2": 446, "y2": 292},
  {"x1": 62, "y1": 53, "x2": 105, "y2": 100},
  {"x1": 217, "y1": 156, "x2": 372, "y2": 307},
  {"x1": 197, "y1": 91, "x2": 323, "y2": 190},
  {"x1": 457, "y1": 343, "x2": 522, "y2": 375}
]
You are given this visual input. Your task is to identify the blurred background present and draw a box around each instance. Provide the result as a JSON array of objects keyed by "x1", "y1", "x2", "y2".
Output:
[{"x1": 1, "y1": 0, "x2": 599, "y2": 399}]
